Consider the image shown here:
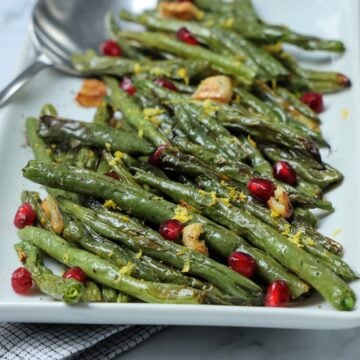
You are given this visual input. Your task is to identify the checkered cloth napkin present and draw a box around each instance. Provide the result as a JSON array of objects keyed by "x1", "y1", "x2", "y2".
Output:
[{"x1": 0, "y1": 323, "x2": 164, "y2": 359}]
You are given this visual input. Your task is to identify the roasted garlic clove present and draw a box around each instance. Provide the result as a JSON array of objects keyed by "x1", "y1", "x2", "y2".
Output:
[
  {"x1": 192, "y1": 75, "x2": 233, "y2": 103},
  {"x1": 159, "y1": 2, "x2": 202, "y2": 21},
  {"x1": 182, "y1": 223, "x2": 209, "y2": 256},
  {"x1": 267, "y1": 186, "x2": 293, "y2": 219},
  {"x1": 41, "y1": 195, "x2": 64, "y2": 234}
]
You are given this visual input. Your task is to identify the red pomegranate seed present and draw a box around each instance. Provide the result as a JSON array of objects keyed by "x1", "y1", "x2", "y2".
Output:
[
  {"x1": 176, "y1": 27, "x2": 199, "y2": 46},
  {"x1": 228, "y1": 251, "x2": 257, "y2": 278},
  {"x1": 300, "y1": 92, "x2": 324, "y2": 113},
  {"x1": 104, "y1": 171, "x2": 119, "y2": 180},
  {"x1": 273, "y1": 161, "x2": 297, "y2": 186},
  {"x1": 100, "y1": 39, "x2": 122, "y2": 57},
  {"x1": 159, "y1": 219, "x2": 184, "y2": 241},
  {"x1": 247, "y1": 178, "x2": 275, "y2": 202},
  {"x1": 153, "y1": 78, "x2": 178, "y2": 92},
  {"x1": 264, "y1": 280, "x2": 290, "y2": 307},
  {"x1": 63, "y1": 267, "x2": 87, "y2": 283},
  {"x1": 14, "y1": 203, "x2": 37, "y2": 229},
  {"x1": 120, "y1": 77, "x2": 136, "y2": 96},
  {"x1": 148, "y1": 144, "x2": 168, "y2": 166},
  {"x1": 11, "y1": 267, "x2": 33, "y2": 294}
]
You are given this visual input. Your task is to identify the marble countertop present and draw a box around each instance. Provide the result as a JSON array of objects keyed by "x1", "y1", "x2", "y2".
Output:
[{"x1": 1, "y1": 1, "x2": 360, "y2": 359}]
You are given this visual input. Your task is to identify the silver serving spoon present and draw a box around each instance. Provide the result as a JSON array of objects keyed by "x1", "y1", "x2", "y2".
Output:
[{"x1": 0, "y1": 0, "x2": 156, "y2": 107}]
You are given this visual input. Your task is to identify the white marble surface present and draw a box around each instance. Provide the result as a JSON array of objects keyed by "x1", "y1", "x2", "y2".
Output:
[{"x1": 1, "y1": 1, "x2": 360, "y2": 359}]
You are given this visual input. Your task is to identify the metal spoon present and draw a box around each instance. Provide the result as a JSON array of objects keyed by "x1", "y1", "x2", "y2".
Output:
[{"x1": 0, "y1": 0, "x2": 156, "y2": 107}]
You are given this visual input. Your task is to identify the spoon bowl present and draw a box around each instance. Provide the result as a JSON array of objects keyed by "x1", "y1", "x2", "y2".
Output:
[{"x1": 0, "y1": 0, "x2": 157, "y2": 106}]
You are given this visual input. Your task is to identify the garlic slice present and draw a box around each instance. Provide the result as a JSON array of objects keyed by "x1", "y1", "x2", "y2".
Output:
[
  {"x1": 182, "y1": 223, "x2": 209, "y2": 256},
  {"x1": 267, "y1": 186, "x2": 293, "y2": 219},
  {"x1": 159, "y1": 2, "x2": 202, "y2": 21},
  {"x1": 41, "y1": 195, "x2": 64, "y2": 234},
  {"x1": 192, "y1": 75, "x2": 233, "y2": 104}
]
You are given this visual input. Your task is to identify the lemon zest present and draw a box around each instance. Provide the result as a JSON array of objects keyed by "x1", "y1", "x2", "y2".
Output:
[
  {"x1": 289, "y1": 229, "x2": 303, "y2": 247},
  {"x1": 108, "y1": 151, "x2": 124, "y2": 167},
  {"x1": 304, "y1": 237, "x2": 316, "y2": 247},
  {"x1": 197, "y1": 190, "x2": 217, "y2": 206},
  {"x1": 114, "y1": 151, "x2": 124, "y2": 161},
  {"x1": 219, "y1": 197, "x2": 231, "y2": 207},
  {"x1": 332, "y1": 228, "x2": 342, "y2": 237},
  {"x1": 237, "y1": 191, "x2": 246, "y2": 202},
  {"x1": 271, "y1": 209, "x2": 280, "y2": 218},
  {"x1": 177, "y1": 67, "x2": 189, "y2": 85},
  {"x1": 226, "y1": 187, "x2": 238, "y2": 202},
  {"x1": 104, "y1": 200, "x2": 117, "y2": 209},
  {"x1": 281, "y1": 223, "x2": 291, "y2": 237},
  {"x1": 143, "y1": 107, "x2": 163, "y2": 126},
  {"x1": 203, "y1": 99, "x2": 219, "y2": 116},
  {"x1": 220, "y1": 180, "x2": 227, "y2": 187},
  {"x1": 134, "y1": 250, "x2": 143, "y2": 259},
  {"x1": 173, "y1": 205, "x2": 193, "y2": 223},
  {"x1": 119, "y1": 262, "x2": 135, "y2": 276}
]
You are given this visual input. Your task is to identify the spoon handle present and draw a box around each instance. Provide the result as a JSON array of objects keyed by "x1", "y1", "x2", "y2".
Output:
[{"x1": 0, "y1": 53, "x2": 52, "y2": 107}]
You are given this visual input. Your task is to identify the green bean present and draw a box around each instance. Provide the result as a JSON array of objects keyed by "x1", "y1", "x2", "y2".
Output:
[
  {"x1": 38, "y1": 115, "x2": 154, "y2": 155},
  {"x1": 18, "y1": 226, "x2": 207, "y2": 305},
  {"x1": 14, "y1": 241, "x2": 84, "y2": 304}
]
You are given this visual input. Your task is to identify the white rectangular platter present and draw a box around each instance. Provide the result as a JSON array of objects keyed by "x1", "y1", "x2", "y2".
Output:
[{"x1": 0, "y1": 0, "x2": 360, "y2": 329}]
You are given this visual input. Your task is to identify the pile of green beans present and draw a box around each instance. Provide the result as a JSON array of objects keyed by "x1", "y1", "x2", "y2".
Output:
[{"x1": 14, "y1": 1, "x2": 357, "y2": 311}]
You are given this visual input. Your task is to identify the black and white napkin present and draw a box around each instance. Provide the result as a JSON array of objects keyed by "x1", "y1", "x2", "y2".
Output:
[{"x1": 0, "y1": 323, "x2": 164, "y2": 359}]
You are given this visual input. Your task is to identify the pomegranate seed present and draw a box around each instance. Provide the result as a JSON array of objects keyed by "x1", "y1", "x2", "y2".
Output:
[
  {"x1": 247, "y1": 178, "x2": 275, "y2": 202},
  {"x1": 104, "y1": 171, "x2": 119, "y2": 180},
  {"x1": 176, "y1": 27, "x2": 199, "y2": 46},
  {"x1": 159, "y1": 219, "x2": 184, "y2": 241},
  {"x1": 273, "y1": 161, "x2": 297, "y2": 186},
  {"x1": 11, "y1": 267, "x2": 33, "y2": 294},
  {"x1": 100, "y1": 39, "x2": 122, "y2": 57},
  {"x1": 153, "y1": 78, "x2": 178, "y2": 92},
  {"x1": 14, "y1": 203, "x2": 37, "y2": 229},
  {"x1": 228, "y1": 251, "x2": 257, "y2": 278},
  {"x1": 63, "y1": 267, "x2": 87, "y2": 283},
  {"x1": 148, "y1": 144, "x2": 168, "y2": 166},
  {"x1": 120, "y1": 77, "x2": 136, "y2": 96},
  {"x1": 300, "y1": 92, "x2": 324, "y2": 113},
  {"x1": 264, "y1": 280, "x2": 290, "y2": 307}
]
